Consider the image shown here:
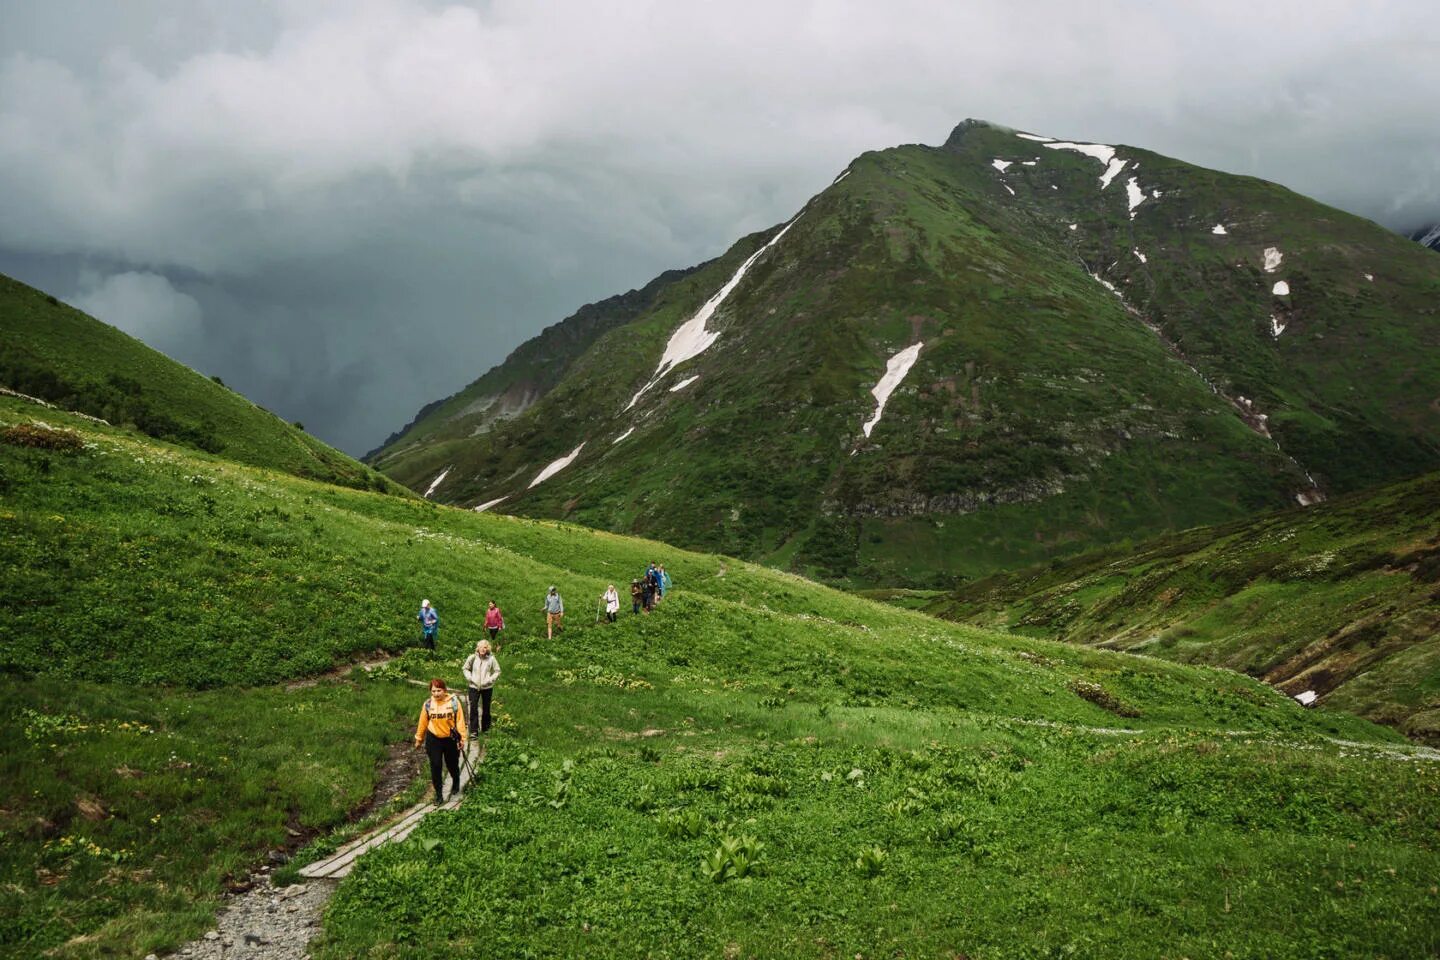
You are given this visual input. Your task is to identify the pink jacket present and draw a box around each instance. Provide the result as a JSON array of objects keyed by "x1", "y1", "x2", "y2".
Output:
[{"x1": 484, "y1": 607, "x2": 505, "y2": 630}]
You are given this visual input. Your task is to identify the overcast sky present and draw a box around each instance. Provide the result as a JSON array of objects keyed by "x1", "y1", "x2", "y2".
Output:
[{"x1": 2, "y1": 0, "x2": 1437, "y2": 455}]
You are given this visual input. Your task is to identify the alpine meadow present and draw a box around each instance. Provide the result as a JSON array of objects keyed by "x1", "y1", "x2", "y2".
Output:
[{"x1": 2, "y1": 101, "x2": 1440, "y2": 960}]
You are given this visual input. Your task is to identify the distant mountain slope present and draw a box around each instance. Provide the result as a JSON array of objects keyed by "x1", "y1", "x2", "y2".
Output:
[
  {"x1": 924, "y1": 471, "x2": 1440, "y2": 743},
  {"x1": 365, "y1": 265, "x2": 701, "y2": 463},
  {"x1": 1412, "y1": 223, "x2": 1440, "y2": 252},
  {"x1": 0, "y1": 273, "x2": 403, "y2": 492},
  {"x1": 371, "y1": 120, "x2": 1440, "y2": 586}
]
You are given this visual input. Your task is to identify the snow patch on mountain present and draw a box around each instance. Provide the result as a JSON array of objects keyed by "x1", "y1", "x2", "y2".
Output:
[
  {"x1": 1133, "y1": 248, "x2": 1147, "y2": 264},
  {"x1": 1044, "y1": 141, "x2": 1116, "y2": 165},
  {"x1": 832, "y1": 169, "x2": 851, "y2": 184},
  {"x1": 1003, "y1": 183, "x2": 1016, "y2": 196},
  {"x1": 1125, "y1": 177, "x2": 1146, "y2": 217},
  {"x1": 1021, "y1": 160, "x2": 1037, "y2": 166},
  {"x1": 669, "y1": 375, "x2": 700, "y2": 392},
  {"x1": 1099, "y1": 158, "x2": 1127, "y2": 189},
  {"x1": 1151, "y1": 189, "x2": 1163, "y2": 199},
  {"x1": 528, "y1": 442, "x2": 585, "y2": 489},
  {"x1": 1069, "y1": 223, "x2": 1078, "y2": 231},
  {"x1": 1365, "y1": 273, "x2": 1375, "y2": 281},
  {"x1": 423, "y1": 466, "x2": 452, "y2": 499},
  {"x1": 992, "y1": 159, "x2": 1012, "y2": 172},
  {"x1": 1017, "y1": 133, "x2": 1054, "y2": 142},
  {"x1": 612, "y1": 427, "x2": 635, "y2": 445},
  {"x1": 1418, "y1": 224, "x2": 1440, "y2": 248},
  {"x1": 862, "y1": 342, "x2": 924, "y2": 439},
  {"x1": 626, "y1": 215, "x2": 802, "y2": 411},
  {"x1": 473, "y1": 497, "x2": 507, "y2": 512},
  {"x1": 1272, "y1": 280, "x2": 1290, "y2": 296},
  {"x1": 1270, "y1": 315, "x2": 1287, "y2": 338},
  {"x1": 1263, "y1": 247, "x2": 1283, "y2": 273},
  {"x1": 1089, "y1": 272, "x2": 1123, "y2": 298},
  {"x1": 1212, "y1": 224, "x2": 1228, "y2": 235}
]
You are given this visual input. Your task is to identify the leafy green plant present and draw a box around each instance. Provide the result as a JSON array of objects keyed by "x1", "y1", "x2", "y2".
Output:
[
  {"x1": 854, "y1": 845, "x2": 888, "y2": 877},
  {"x1": 703, "y1": 834, "x2": 767, "y2": 883}
]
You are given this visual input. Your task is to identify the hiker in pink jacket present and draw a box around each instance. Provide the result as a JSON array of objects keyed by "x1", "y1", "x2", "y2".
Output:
[{"x1": 484, "y1": 600, "x2": 505, "y2": 649}]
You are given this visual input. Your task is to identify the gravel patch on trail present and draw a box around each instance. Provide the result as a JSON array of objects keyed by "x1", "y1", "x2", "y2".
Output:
[{"x1": 167, "y1": 878, "x2": 334, "y2": 960}]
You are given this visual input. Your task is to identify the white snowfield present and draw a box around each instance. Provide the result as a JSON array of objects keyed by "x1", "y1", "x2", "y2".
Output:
[
  {"x1": 422, "y1": 466, "x2": 452, "y2": 499},
  {"x1": 1295, "y1": 690, "x2": 1318, "y2": 706},
  {"x1": 861, "y1": 342, "x2": 923, "y2": 438},
  {"x1": 1099, "y1": 158, "x2": 1127, "y2": 190},
  {"x1": 1365, "y1": 273, "x2": 1375, "y2": 282},
  {"x1": 1016, "y1": 132, "x2": 1054, "y2": 142},
  {"x1": 1263, "y1": 247, "x2": 1284, "y2": 273},
  {"x1": 1420, "y1": 224, "x2": 1440, "y2": 247},
  {"x1": 1273, "y1": 280, "x2": 1290, "y2": 296},
  {"x1": 669, "y1": 375, "x2": 699, "y2": 392},
  {"x1": 1270, "y1": 314, "x2": 1287, "y2": 338},
  {"x1": 1021, "y1": 160, "x2": 1037, "y2": 166},
  {"x1": 1125, "y1": 177, "x2": 1146, "y2": 218},
  {"x1": 1133, "y1": 248, "x2": 1148, "y2": 263},
  {"x1": 1212, "y1": 224, "x2": 1228, "y2": 235},
  {"x1": 528, "y1": 442, "x2": 585, "y2": 489},
  {"x1": 992, "y1": 158, "x2": 1012, "y2": 172},
  {"x1": 473, "y1": 496, "x2": 507, "y2": 512},
  {"x1": 1044, "y1": 140, "x2": 1114, "y2": 164},
  {"x1": 832, "y1": 169, "x2": 851, "y2": 184},
  {"x1": 1003, "y1": 183, "x2": 1016, "y2": 196},
  {"x1": 626, "y1": 215, "x2": 802, "y2": 411},
  {"x1": 1068, "y1": 223, "x2": 1078, "y2": 231},
  {"x1": 611, "y1": 427, "x2": 635, "y2": 445}
]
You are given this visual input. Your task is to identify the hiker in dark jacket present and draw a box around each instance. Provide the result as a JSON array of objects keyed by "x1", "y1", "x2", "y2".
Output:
[{"x1": 630, "y1": 579, "x2": 643, "y2": 614}]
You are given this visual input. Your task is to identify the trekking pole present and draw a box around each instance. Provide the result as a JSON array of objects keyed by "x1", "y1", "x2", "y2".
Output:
[{"x1": 457, "y1": 735, "x2": 478, "y2": 793}]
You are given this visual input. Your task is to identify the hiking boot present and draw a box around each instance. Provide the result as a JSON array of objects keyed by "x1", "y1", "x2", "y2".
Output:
[
  {"x1": 434, "y1": 789, "x2": 444, "y2": 804},
  {"x1": 453, "y1": 778, "x2": 464, "y2": 796}
]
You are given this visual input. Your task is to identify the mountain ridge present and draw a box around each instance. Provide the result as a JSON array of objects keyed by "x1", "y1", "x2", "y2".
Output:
[{"x1": 371, "y1": 119, "x2": 1440, "y2": 586}]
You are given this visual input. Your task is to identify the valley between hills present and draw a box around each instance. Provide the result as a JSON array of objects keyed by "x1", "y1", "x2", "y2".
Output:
[{"x1": 2, "y1": 119, "x2": 1439, "y2": 959}]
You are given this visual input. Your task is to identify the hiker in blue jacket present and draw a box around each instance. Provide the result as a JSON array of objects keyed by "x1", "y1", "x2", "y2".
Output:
[
  {"x1": 658, "y1": 564, "x2": 672, "y2": 601},
  {"x1": 417, "y1": 598, "x2": 440, "y2": 650}
]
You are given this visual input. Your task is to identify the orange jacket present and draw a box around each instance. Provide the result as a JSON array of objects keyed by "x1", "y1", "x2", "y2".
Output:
[{"x1": 414, "y1": 693, "x2": 467, "y2": 746}]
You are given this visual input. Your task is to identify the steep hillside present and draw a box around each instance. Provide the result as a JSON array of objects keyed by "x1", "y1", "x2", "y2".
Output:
[
  {"x1": 372, "y1": 121, "x2": 1440, "y2": 587},
  {"x1": 365, "y1": 265, "x2": 701, "y2": 464},
  {"x1": 0, "y1": 273, "x2": 403, "y2": 492},
  {"x1": 2, "y1": 398, "x2": 1436, "y2": 960},
  {"x1": 925, "y1": 471, "x2": 1440, "y2": 742},
  {"x1": 1413, "y1": 223, "x2": 1440, "y2": 252}
]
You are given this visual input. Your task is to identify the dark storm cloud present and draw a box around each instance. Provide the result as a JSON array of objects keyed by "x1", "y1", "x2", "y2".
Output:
[{"x1": 1, "y1": 0, "x2": 1437, "y2": 454}]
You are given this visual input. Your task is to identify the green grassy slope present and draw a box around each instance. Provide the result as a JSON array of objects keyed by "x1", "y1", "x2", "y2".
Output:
[
  {"x1": 0, "y1": 273, "x2": 404, "y2": 493},
  {"x1": 2, "y1": 399, "x2": 1437, "y2": 959},
  {"x1": 370, "y1": 121, "x2": 1440, "y2": 588},
  {"x1": 925, "y1": 471, "x2": 1440, "y2": 742}
]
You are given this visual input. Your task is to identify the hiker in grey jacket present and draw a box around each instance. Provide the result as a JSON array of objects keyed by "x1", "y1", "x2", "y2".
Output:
[
  {"x1": 463, "y1": 640, "x2": 501, "y2": 734},
  {"x1": 543, "y1": 586, "x2": 564, "y2": 639}
]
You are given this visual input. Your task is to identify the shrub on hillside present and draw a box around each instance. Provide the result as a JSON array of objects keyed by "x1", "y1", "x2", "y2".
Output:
[{"x1": 1, "y1": 423, "x2": 84, "y2": 451}]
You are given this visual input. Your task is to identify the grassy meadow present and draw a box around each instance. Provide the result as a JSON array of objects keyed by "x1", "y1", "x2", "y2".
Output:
[
  {"x1": 925, "y1": 472, "x2": 1440, "y2": 743},
  {"x1": 1, "y1": 397, "x2": 1437, "y2": 959}
]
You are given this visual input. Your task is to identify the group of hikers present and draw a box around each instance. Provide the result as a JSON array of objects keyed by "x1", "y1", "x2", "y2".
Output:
[{"x1": 410, "y1": 561, "x2": 673, "y2": 802}]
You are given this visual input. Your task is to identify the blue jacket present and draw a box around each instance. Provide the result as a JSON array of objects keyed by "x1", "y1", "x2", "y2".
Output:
[{"x1": 418, "y1": 607, "x2": 439, "y2": 632}]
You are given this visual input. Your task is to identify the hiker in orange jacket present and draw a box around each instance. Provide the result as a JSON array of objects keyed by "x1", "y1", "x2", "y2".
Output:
[{"x1": 414, "y1": 678, "x2": 467, "y2": 803}]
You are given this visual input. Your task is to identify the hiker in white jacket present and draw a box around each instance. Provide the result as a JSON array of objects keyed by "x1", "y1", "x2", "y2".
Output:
[{"x1": 463, "y1": 640, "x2": 501, "y2": 734}]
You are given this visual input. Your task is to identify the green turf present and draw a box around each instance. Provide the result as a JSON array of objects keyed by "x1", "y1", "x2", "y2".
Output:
[{"x1": 2, "y1": 399, "x2": 1436, "y2": 959}]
